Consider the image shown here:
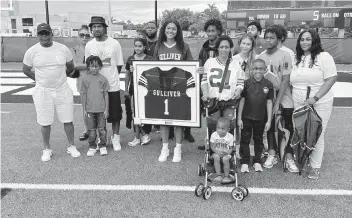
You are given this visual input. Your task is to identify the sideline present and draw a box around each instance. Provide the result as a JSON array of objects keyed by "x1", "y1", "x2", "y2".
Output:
[{"x1": 1, "y1": 183, "x2": 352, "y2": 196}]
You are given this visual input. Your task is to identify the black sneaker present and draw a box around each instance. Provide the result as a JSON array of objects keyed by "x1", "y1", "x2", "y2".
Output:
[
  {"x1": 79, "y1": 132, "x2": 88, "y2": 141},
  {"x1": 184, "y1": 133, "x2": 195, "y2": 143},
  {"x1": 197, "y1": 145, "x2": 205, "y2": 150}
]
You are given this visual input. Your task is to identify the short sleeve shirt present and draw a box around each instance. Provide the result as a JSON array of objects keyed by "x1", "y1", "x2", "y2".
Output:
[
  {"x1": 85, "y1": 37, "x2": 124, "y2": 92},
  {"x1": 210, "y1": 132, "x2": 234, "y2": 155},
  {"x1": 80, "y1": 73, "x2": 110, "y2": 113},
  {"x1": 241, "y1": 77, "x2": 274, "y2": 120},
  {"x1": 23, "y1": 42, "x2": 73, "y2": 89},
  {"x1": 258, "y1": 49, "x2": 293, "y2": 108},
  {"x1": 290, "y1": 52, "x2": 337, "y2": 104}
]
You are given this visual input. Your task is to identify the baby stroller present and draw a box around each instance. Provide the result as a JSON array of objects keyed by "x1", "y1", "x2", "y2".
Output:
[
  {"x1": 194, "y1": 106, "x2": 249, "y2": 201},
  {"x1": 291, "y1": 86, "x2": 322, "y2": 175}
]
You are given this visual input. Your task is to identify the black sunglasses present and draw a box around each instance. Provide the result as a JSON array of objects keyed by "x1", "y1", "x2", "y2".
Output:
[
  {"x1": 38, "y1": 31, "x2": 51, "y2": 36},
  {"x1": 79, "y1": 33, "x2": 91, "y2": 38}
]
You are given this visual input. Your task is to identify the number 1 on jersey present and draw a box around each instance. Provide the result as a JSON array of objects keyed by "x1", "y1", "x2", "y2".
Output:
[{"x1": 164, "y1": 99, "x2": 169, "y2": 115}]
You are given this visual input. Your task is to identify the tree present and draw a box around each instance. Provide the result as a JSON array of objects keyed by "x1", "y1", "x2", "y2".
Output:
[{"x1": 160, "y1": 8, "x2": 195, "y2": 30}]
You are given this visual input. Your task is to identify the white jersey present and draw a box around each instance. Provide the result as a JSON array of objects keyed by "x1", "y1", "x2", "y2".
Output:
[{"x1": 201, "y1": 57, "x2": 244, "y2": 101}]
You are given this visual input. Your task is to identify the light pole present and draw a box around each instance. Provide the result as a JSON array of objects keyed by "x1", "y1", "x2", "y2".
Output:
[
  {"x1": 108, "y1": 0, "x2": 112, "y2": 37},
  {"x1": 155, "y1": 0, "x2": 157, "y2": 26},
  {"x1": 45, "y1": 0, "x2": 49, "y2": 24}
]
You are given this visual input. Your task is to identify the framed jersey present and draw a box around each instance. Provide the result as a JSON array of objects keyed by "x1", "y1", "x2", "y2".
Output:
[{"x1": 133, "y1": 60, "x2": 200, "y2": 127}]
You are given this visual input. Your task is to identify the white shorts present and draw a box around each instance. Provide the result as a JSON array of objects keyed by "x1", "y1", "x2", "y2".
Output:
[{"x1": 32, "y1": 85, "x2": 74, "y2": 126}]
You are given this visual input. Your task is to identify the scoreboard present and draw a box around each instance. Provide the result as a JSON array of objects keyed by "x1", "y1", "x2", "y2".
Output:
[{"x1": 227, "y1": 7, "x2": 352, "y2": 29}]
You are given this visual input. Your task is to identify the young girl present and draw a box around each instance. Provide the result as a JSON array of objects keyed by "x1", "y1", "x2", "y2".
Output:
[
  {"x1": 232, "y1": 34, "x2": 256, "y2": 80},
  {"x1": 125, "y1": 38, "x2": 153, "y2": 147},
  {"x1": 153, "y1": 19, "x2": 193, "y2": 163}
]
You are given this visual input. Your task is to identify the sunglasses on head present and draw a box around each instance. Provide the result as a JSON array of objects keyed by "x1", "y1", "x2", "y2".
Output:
[{"x1": 79, "y1": 33, "x2": 90, "y2": 38}]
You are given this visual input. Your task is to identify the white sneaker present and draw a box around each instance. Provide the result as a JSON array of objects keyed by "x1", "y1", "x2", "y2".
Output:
[
  {"x1": 141, "y1": 134, "x2": 151, "y2": 145},
  {"x1": 241, "y1": 164, "x2": 249, "y2": 173},
  {"x1": 253, "y1": 163, "x2": 263, "y2": 172},
  {"x1": 286, "y1": 159, "x2": 299, "y2": 173},
  {"x1": 41, "y1": 149, "x2": 52, "y2": 162},
  {"x1": 172, "y1": 146, "x2": 182, "y2": 163},
  {"x1": 87, "y1": 148, "x2": 97, "y2": 157},
  {"x1": 158, "y1": 148, "x2": 169, "y2": 162},
  {"x1": 100, "y1": 147, "x2": 108, "y2": 156},
  {"x1": 66, "y1": 145, "x2": 81, "y2": 158},
  {"x1": 263, "y1": 154, "x2": 278, "y2": 168},
  {"x1": 128, "y1": 137, "x2": 140, "y2": 147},
  {"x1": 111, "y1": 134, "x2": 121, "y2": 151}
]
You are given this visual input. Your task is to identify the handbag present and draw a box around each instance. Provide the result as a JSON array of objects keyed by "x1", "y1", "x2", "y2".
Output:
[{"x1": 206, "y1": 57, "x2": 232, "y2": 115}]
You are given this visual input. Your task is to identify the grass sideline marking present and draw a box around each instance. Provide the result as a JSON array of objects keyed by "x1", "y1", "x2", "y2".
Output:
[{"x1": 1, "y1": 183, "x2": 352, "y2": 196}]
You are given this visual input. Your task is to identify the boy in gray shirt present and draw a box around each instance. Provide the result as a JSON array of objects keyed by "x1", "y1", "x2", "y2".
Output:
[{"x1": 80, "y1": 55, "x2": 110, "y2": 156}]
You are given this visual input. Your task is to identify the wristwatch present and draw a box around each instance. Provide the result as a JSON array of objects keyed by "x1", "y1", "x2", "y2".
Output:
[{"x1": 313, "y1": 95, "x2": 320, "y2": 102}]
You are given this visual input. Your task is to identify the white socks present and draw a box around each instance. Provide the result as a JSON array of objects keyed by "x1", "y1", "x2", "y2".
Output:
[{"x1": 162, "y1": 143, "x2": 168, "y2": 149}]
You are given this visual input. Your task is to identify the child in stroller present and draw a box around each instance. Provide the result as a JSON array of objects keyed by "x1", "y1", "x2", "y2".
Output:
[{"x1": 195, "y1": 108, "x2": 248, "y2": 201}]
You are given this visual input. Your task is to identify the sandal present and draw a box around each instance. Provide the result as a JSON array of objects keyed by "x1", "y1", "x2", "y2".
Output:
[
  {"x1": 212, "y1": 175, "x2": 223, "y2": 183},
  {"x1": 79, "y1": 132, "x2": 89, "y2": 141}
]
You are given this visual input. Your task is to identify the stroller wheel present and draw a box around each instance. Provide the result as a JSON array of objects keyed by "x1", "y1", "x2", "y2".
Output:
[
  {"x1": 231, "y1": 187, "x2": 245, "y2": 201},
  {"x1": 202, "y1": 186, "x2": 212, "y2": 200},
  {"x1": 194, "y1": 183, "x2": 204, "y2": 197},
  {"x1": 238, "y1": 185, "x2": 249, "y2": 197}
]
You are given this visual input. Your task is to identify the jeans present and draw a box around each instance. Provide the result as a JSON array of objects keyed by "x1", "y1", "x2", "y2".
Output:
[
  {"x1": 240, "y1": 118, "x2": 265, "y2": 164},
  {"x1": 87, "y1": 112, "x2": 107, "y2": 149}
]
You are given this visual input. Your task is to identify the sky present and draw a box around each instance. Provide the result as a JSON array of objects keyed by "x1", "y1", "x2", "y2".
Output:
[{"x1": 15, "y1": 0, "x2": 228, "y2": 24}]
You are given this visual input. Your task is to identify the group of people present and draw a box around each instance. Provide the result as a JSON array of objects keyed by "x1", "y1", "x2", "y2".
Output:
[{"x1": 23, "y1": 15, "x2": 337, "y2": 180}]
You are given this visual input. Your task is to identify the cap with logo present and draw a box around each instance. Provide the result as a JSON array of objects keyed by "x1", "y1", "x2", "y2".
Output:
[{"x1": 37, "y1": 23, "x2": 52, "y2": 34}]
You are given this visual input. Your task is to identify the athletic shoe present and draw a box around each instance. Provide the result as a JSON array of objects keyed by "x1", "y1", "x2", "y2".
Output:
[
  {"x1": 241, "y1": 164, "x2": 249, "y2": 173},
  {"x1": 263, "y1": 154, "x2": 278, "y2": 168},
  {"x1": 79, "y1": 132, "x2": 89, "y2": 141},
  {"x1": 184, "y1": 133, "x2": 195, "y2": 143},
  {"x1": 87, "y1": 148, "x2": 97, "y2": 157},
  {"x1": 221, "y1": 176, "x2": 232, "y2": 184},
  {"x1": 111, "y1": 134, "x2": 121, "y2": 151},
  {"x1": 286, "y1": 159, "x2": 299, "y2": 173},
  {"x1": 308, "y1": 168, "x2": 320, "y2": 180},
  {"x1": 41, "y1": 149, "x2": 52, "y2": 162},
  {"x1": 213, "y1": 175, "x2": 222, "y2": 183},
  {"x1": 197, "y1": 145, "x2": 205, "y2": 150},
  {"x1": 100, "y1": 147, "x2": 108, "y2": 156},
  {"x1": 253, "y1": 163, "x2": 263, "y2": 172},
  {"x1": 141, "y1": 134, "x2": 151, "y2": 145},
  {"x1": 158, "y1": 148, "x2": 169, "y2": 162},
  {"x1": 66, "y1": 145, "x2": 81, "y2": 158},
  {"x1": 172, "y1": 146, "x2": 182, "y2": 162},
  {"x1": 128, "y1": 138, "x2": 140, "y2": 147}
]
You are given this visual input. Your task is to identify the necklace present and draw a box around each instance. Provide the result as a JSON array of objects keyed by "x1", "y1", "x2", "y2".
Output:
[{"x1": 147, "y1": 40, "x2": 157, "y2": 51}]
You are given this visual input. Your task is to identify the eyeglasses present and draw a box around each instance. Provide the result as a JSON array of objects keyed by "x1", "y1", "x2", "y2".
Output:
[
  {"x1": 252, "y1": 67, "x2": 266, "y2": 71},
  {"x1": 79, "y1": 33, "x2": 90, "y2": 38}
]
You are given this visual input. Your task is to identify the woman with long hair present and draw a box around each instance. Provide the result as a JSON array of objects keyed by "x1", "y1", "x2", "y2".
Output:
[
  {"x1": 232, "y1": 33, "x2": 257, "y2": 79},
  {"x1": 153, "y1": 19, "x2": 193, "y2": 163},
  {"x1": 70, "y1": 25, "x2": 91, "y2": 141},
  {"x1": 290, "y1": 29, "x2": 337, "y2": 179}
]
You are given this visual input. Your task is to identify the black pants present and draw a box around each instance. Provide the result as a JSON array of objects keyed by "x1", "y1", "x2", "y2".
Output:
[
  {"x1": 240, "y1": 118, "x2": 265, "y2": 164},
  {"x1": 267, "y1": 108, "x2": 294, "y2": 155}
]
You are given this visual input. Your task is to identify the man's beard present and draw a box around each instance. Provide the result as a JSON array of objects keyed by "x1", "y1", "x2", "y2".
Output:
[{"x1": 146, "y1": 32, "x2": 157, "y2": 39}]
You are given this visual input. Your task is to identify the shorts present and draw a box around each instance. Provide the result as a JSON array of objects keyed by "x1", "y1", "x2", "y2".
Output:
[
  {"x1": 107, "y1": 91, "x2": 122, "y2": 123},
  {"x1": 208, "y1": 105, "x2": 236, "y2": 121},
  {"x1": 32, "y1": 85, "x2": 74, "y2": 126}
]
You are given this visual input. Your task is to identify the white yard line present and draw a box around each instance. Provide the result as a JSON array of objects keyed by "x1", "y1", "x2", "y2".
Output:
[{"x1": 1, "y1": 183, "x2": 352, "y2": 196}]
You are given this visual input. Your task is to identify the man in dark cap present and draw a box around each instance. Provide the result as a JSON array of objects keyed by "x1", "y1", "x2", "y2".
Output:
[
  {"x1": 85, "y1": 16, "x2": 124, "y2": 152},
  {"x1": 22, "y1": 23, "x2": 81, "y2": 162}
]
